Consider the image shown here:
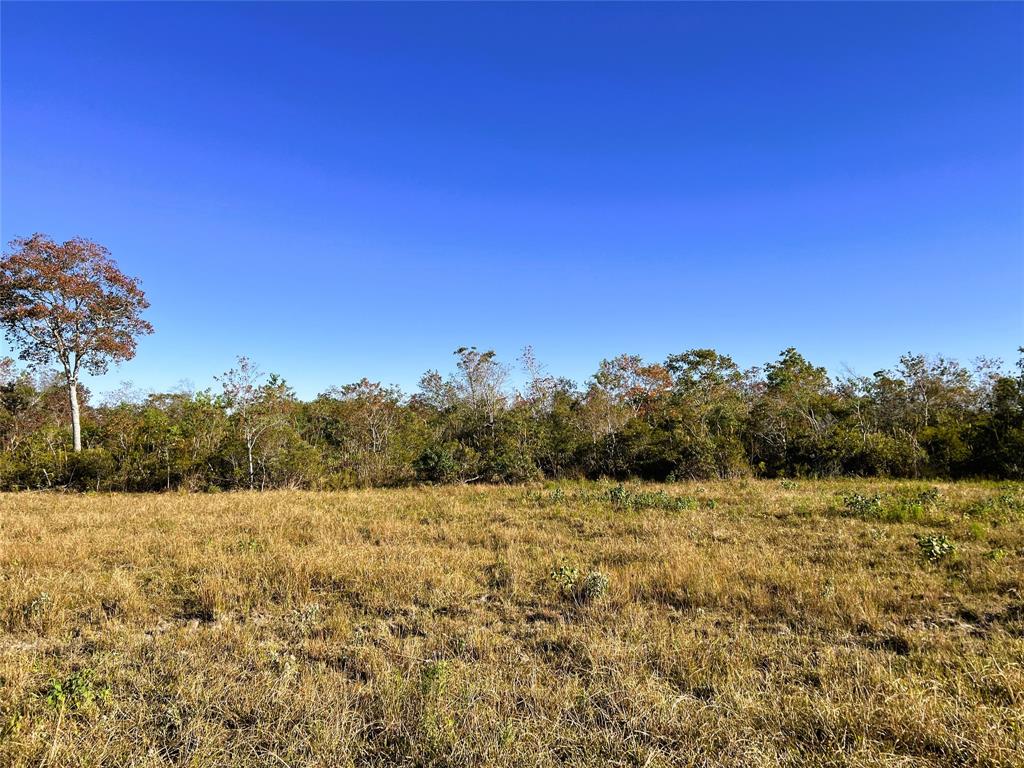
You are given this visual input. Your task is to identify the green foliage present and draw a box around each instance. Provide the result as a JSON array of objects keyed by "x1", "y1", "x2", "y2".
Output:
[
  {"x1": 66, "y1": 448, "x2": 116, "y2": 491},
  {"x1": 884, "y1": 487, "x2": 942, "y2": 523},
  {"x1": 549, "y1": 564, "x2": 580, "y2": 598},
  {"x1": 916, "y1": 534, "x2": 956, "y2": 563},
  {"x1": 0, "y1": 346, "x2": 1021, "y2": 490},
  {"x1": 914, "y1": 487, "x2": 942, "y2": 505},
  {"x1": 414, "y1": 444, "x2": 464, "y2": 484},
  {"x1": 841, "y1": 493, "x2": 884, "y2": 517},
  {"x1": 608, "y1": 484, "x2": 697, "y2": 511},
  {"x1": 579, "y1": 570, "x2": 610, "y2": 602},
  {"x1": 966, "y1": 490, "x2": 1024, "y2": 521},
  {"x1": 840, "y1": 488, "x2": 941, "y2": 523},
  {"x1": 0, "y1": 709, "x2": 22, "y2": 741},
  {"x1": 419, "y1": 661, "x2": 451, "y2": 696},
  {"x1": 44, "y1": 669, "x2": 110, "y2": 712},
  {"x1": 550, "y1": 564, "x2": 610, "y2": 604}
]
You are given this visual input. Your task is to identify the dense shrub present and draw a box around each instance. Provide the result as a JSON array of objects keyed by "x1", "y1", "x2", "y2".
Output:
[{"x1": 1, "y1": 346, "x2": 1021, "y2": 490}]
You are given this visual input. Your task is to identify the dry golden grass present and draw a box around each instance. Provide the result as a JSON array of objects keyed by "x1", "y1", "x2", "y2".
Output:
[{"x1": 0, "y1": 480, "x2": 1021, "y2": 767}]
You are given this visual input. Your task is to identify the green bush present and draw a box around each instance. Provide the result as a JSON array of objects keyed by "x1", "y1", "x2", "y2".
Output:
[
  {"x1": 414, "y1": 445, "x2": 462, "y2": 484},
  {"x1": 44, "y1": 669, "x2": 110, "y2": 712},
  {"x1": 66, "y1": 448, "x2": 116, "y2": 491},
  {"x1": 841, "y1": 493, "x2": 884, "y2": 517},
  {"x1": 550, "y1": 563, "x2": 610, "y2": 604},
  {"x1": 916, "y1": 534, "x2": 955, "y2": 563},
  {"x1": 607, "y1": 484, "x2": 697, "y2": 512}
]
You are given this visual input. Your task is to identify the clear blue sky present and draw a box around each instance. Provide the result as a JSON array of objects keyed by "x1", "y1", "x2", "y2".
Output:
[{"x1": 2, "y1": 2, "x2": 1022, "y2": 398}]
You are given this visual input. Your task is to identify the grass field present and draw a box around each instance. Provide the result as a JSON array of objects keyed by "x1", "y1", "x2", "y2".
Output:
[{"x1": 0, "y1": 481, "x2": 1021, "y2": 767}]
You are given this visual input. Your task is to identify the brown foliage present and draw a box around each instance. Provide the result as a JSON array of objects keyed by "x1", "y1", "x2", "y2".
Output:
[{"x1": 0, "y1": 233, "x2": 152, "y2": 377}]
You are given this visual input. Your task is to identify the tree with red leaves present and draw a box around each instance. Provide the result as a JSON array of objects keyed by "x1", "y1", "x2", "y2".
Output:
[{"x1": 0, "y1": 234, "x2": 153, "y2": 451}]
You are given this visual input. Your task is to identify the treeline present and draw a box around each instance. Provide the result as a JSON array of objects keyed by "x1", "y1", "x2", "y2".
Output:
[{"x1": 1, "y1": 346, "x2": 1021, "y2": 491}]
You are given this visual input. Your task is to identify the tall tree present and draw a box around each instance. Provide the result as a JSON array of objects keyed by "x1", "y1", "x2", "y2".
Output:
[{"x1": 0, "y1": 235, "x2": 153, "y2": 451}]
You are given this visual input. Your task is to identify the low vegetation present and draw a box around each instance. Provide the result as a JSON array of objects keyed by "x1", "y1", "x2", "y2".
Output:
[{"x1": 1, "y1": 480, "x2": 1021, "y2": 766}]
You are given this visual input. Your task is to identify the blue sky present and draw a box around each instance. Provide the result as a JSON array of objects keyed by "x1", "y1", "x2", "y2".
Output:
[{"x1": 2, "y1": 2, "x2": 1022, "y2": 398}]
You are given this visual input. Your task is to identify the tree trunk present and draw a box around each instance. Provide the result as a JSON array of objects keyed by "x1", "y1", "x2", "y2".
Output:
[
  {"x1": 247, "y1": 437, "x2": 255, "y2": 489},
  {"x1": 68, "y1": 379, "x2": 82, "y2": 452}
]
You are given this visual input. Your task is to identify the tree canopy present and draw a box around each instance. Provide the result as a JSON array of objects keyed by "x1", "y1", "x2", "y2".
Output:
[
  {"x1": 0, "y1": 345, "x2": 1020, "y2": 491},
  {"x1": 0, "y1": 234, "x2": 152, "y2": 451}
]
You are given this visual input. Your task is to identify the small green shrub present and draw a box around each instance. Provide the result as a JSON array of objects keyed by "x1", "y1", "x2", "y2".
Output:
[
  {"x1": 967, "y1": 490, "x2": 1024, "y2": 521},
  {"x1": 916, "y1": 534, "x2": 955, "y2": 563},
  {"x1": 579, "y1": 571, "x2": 610, "y2": 602},
  {"x1": 985, "y1": 548, "x2": 1008, "y2": 562},
  {"x1": 420, "y1": 661, "x2": 450, "y2": 696},
  {"x1": 413, "y1": 445, "x2": 463, "y2": 484},
  {"x1": 608, "y1": 484, "x2": 629, "y2": 508},
  {"x1": 842, "y1": 493, "x2": 884, "y2": 517},
  {"x1": 44, "y1": 669, "x2": 110, "y2": 712},
  {"x1": 550, "y1": 564, "x2": 580, "y2": 598},
  {"x1": 550, "y1": 564, "x2": 609, "y2": 604},
  {"x1": 607, "y1": 485, "x2": 697, "y2": 512}
]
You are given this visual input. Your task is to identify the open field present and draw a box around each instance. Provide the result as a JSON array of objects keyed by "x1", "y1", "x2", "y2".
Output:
[{"x1": 0, "y1": 481, "x2": 1022, "y2": 767}]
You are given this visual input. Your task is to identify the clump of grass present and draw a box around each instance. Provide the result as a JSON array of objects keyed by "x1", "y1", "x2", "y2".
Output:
[
  {"x1": 888, "y1": 487, "x2": 942, "y2": 522},
  {"x1": 0, "y1": 709, "x2": 23, "y2": 741},
  {"x1": 178, "y1": 582, "x2": 218, "y2": 623},
  {"x1": 230, "y1": 536, "x2": 267, "y2": 554},
  {"x1": 966, "y1": 521, "x2": 987, "y2": 541},
  {"x1": 419, "y1": 660, "x2": 451, "y2": 696},
  {"x1": 291, "y1": 602, "x2": 323, "y2": 636},
  {"x1": 486, "y1": 558, "x2": 515, "y2": 592},
  {"x1": 578, "y1": 570, "x2": 610, "y2": 602},
  {"x1": 6, "y1": 591, "x2": 55, "y2": 634}
]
